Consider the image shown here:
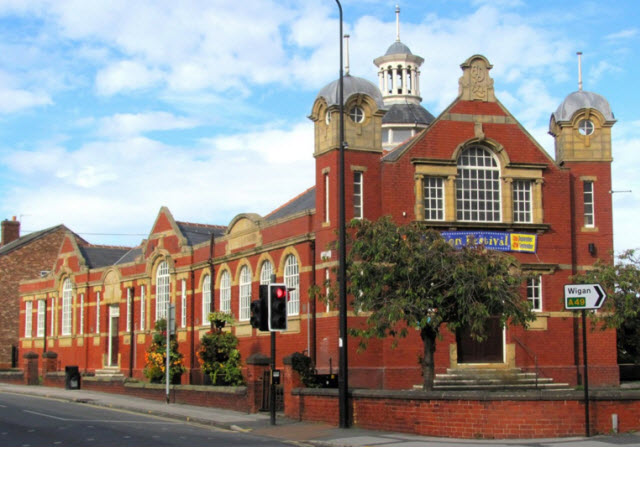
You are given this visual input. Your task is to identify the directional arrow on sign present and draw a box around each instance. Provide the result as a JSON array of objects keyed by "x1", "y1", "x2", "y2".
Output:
[{"x1": 564, "y1": 284, "x2": 607, "y2": 310}]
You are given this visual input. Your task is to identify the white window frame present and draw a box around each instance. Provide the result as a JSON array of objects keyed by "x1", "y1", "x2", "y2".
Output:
[
  {"x1": 456, "y1": 146, "x2": 502, "y2": 222},
  {"x1": 95, "y1": 293, "x2": 100, "y2": 333},
  {"x1": 513, "y1": 179, "x2": 533, "y2": 223},
  {"x1": 260, "y1": 261, "x2": 273, "y2": 285},
  {"x1": 584, "y1": 180, "x2": 595, "y2": 227},
  {"x1": 61, "y1": 278, "x2": 72, "y2": 336},
  {"x1": 126, "y1": 288, "x2": 132, "y2": 332},
  {"x1": 423, "y1": 176, "x2": 445, "y2": 221},
  {"x1": 353, "y1": 171, "x2": 363, "y2": 219},
  {"x1": 527, "y1": 276, "x2": 543, "y2": 312},
  {"x1": 324, "y1": 172, "x2": 330, "y2": 224},
  {"x1": 155, "y1": 261, "x2": 170, "y2": 324},
  {"x1": 140, "y1": 285, "x2": 146, "y2": 330},
  {"x1": 79, "y1": 293, "x2": 84, "y2": 335},
  {"x1": 25, "y1": 301, "x2": 33, "y2": 338},
  {"x1": 349, "y1": 105, "x2": 365, "y2": 123},
  {"x1": 37, "y1": 299, "x2": 45, "y2": 337},
  {"x1": 220, "y1": 270, "x2": 231, "y2": 314},
  {"x1": 51, "y1": 297, "x2": 56, "y2": 336},
  {"x1": 239, "y1": 266, "x2": 252, "y2": 322},
  {"x1": 284, "y1": 255, "x2": 300, "y2": 316},
  {"x1": 181, "y1": 279, "x2": 187, "y2": 328},
  {"x1": 202, "y1": 274, "x2": 211, "y2": 325}
]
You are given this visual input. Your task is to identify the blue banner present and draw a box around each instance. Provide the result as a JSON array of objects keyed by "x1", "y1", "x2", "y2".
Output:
[{"x1": 441, "y1": 231, "x2": 537, "y2": 253}]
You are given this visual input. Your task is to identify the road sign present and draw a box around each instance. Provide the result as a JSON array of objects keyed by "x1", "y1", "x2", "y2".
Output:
[{"x1": 564, "y1": 284, "x2": 607, "y2": 310}]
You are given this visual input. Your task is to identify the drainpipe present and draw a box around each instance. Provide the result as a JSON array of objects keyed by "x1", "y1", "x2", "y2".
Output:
[
  {"x1": 189, "y1": 268, "x2": 196, "y2": 384},
  {"x1": 310, "y1": 238, "x2": 317, "y2": 364},
  {"x1": 209, "y1": 232, "x2": 216, "y2": 317}
]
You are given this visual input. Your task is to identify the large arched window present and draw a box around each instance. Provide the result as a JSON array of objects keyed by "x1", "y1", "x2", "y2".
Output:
[
  {"x1": 260, "y1": 260, "x2": 273, "y2": 285},
  {"x1": 219, "y1": 270, "x2": 231, "y2": 313},
  {"x1": 284, "y1": 255, "x2": 300, "y2": 316},
  {"x1": 61, "y1": 278, "x2": 73, "y2": 335},
  {"x1": 456, "y1": 146, "x2": 501, "y2": 222},
  {"x1": 239, "y1": 266, "x2": 251, "y2": 322},
  {"x1": 155, "y1": 261, "x2": 170, "y2": 324},
  {"x1": 202, "y1": 274, "x2": 211, "y2": 325}
]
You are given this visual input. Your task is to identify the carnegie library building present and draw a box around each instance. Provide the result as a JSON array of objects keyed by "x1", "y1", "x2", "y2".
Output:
[{"x1": 13, "y1": 16, "x2": 623, "y2": 423}]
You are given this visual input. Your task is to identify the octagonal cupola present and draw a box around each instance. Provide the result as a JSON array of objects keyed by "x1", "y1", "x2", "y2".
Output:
[
  {"x1": 310, "y1": 36, "x2": 386, "y2": 157},
  {"x1": 549, "y1": 53, "x2": 616, "y2": 164}
]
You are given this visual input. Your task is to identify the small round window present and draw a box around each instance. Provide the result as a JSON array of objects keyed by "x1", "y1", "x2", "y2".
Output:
[
  {"x1": 578, "y1": 119, "x2": 594, "y2": 136},
  {"x1": 349, "y1": 106, "x2": 365, "y2": 123}
]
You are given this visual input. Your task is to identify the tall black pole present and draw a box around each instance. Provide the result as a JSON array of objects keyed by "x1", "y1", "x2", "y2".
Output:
[
  {"x1": 582, "y1": 310, "x2": 590, "y2": 437},
  {"x1": 270, "y1": 273, "x2": 277, "y2": 425},
  {"x1": 335, "y1": 0, "x2": 349, "y2": 429}
]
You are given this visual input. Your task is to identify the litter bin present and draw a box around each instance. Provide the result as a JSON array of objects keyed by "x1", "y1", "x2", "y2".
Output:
[{"x1": 65, "y1": 366, "x2": 81, "y2": 390}]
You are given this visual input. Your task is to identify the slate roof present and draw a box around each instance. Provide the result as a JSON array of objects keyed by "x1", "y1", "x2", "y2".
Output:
[
  {"x1": 384, "y1": 40, "x2": 412, "y2": 55},
  {"x1": 317, "y1": 74, "x2": 385, "y2": 109},
  {"x1": 176, "y1": 222, "x2": 227, "y2": 246},
  {"x1": 114, "y1": 246, "x2": 143, "y2": 265},
  {"x1": 382, "y1": 103, "x2": 435, "y2": 126},
  {"x1": 553, "y1": 90, "x2": 615, "y2": 122},
  {"x1": 77, "y1": 245, "x2": 133, "y2": 269},
  {"x1": 265, "y1": 187, "x2": 316, "y2": 222},
  {"x1": 0, "y1": 225, "x2": 85, "y2": 257}
]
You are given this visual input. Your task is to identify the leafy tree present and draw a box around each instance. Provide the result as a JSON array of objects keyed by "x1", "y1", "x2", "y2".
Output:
[
  {"x1": 317, "y1": 217, "x2": 535, "y2": 390},
  {"x1": 197, "y1": 313, "x2": 244, "y2": 386},
  {"x1": 572, "y1": 249, "x2": 640, "y2": 364},
  {"x1": 143, "y1": 319, "x2": 185, "y2": 384}
]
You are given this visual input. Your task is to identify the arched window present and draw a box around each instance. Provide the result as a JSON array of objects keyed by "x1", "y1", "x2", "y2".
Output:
[
  {"x1": 239, "y1": 266, "x2": 251, "y2": 322},
  {"x1": 284, "y1": 255, "x2": 300, "y2": 316},
  {"x1": 456, "y1": 146, "x2": 501, "y2": 222},
  {"x1": 61, "y1": 278, "x2": 73, "y2": 335},
  {"x1": 260, "y1": 260, "x2": 273, "y2": 285},
  {"x1": 155, "y1": 261, "x2": 170, "y2": 324},
  {"x1": 220, "y1": 270, "x2": 231, "y2": 313},
  {"x1": 202, "y1": 274, "x2": 211, "y2": 325}
]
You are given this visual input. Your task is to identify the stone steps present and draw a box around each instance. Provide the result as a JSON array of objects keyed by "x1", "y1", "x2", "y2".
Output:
[{"x1": 431, "y1": 368, "x2": 572, "y2": 391}]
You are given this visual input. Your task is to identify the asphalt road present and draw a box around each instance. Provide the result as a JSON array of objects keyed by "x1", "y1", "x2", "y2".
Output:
[{"x1": 0, "y1": 392, "x2": 295, "y2": 447}]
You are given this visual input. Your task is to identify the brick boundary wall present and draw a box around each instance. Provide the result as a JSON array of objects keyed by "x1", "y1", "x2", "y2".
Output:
[{"x1": 285, "y1": 387, "x2": 640, "y2": 439}]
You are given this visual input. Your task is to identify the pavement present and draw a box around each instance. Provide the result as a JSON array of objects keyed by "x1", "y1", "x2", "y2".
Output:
[{"x1": 2, "y1": 381, "x2": 640, "y2": 447}]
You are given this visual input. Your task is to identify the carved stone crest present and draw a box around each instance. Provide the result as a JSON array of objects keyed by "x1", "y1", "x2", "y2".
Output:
[{"x1": 459, "y1": 55, "x2": 495, "y2": 102}]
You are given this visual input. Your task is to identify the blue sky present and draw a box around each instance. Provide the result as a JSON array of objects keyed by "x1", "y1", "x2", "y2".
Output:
[{"x1": 1, "y1": 0, "x2": 638, "y2": 254}]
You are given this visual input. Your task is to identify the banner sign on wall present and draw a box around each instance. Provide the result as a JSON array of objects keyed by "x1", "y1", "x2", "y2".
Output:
[{"x1": 441, "y1": 231, "x2": 537, "y2": 253}]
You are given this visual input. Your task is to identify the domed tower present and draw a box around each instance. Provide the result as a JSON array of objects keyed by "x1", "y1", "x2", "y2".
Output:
[
  {"x1": 373, "y1": 5, "x2": 434, "y2": 150},
  {"x1": 309, "y1": 39, "x2": 387, "y2": 231},
  {"x1": 549, "y1": 52, "x2": 616, "y2": 265}
]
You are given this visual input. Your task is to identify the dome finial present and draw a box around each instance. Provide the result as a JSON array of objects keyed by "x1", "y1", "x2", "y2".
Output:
[
  {"x1": 395, "y1": 5, "x2": 401, "y2": 42},
  {"x1": 577, "y1": 51, "x2": 583, "y2": 91}
]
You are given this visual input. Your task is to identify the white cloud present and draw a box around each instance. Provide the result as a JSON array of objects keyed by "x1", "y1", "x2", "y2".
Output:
[
  {"x1": 95, "y1": 60, "x2": 163, "y2": 96},
  {"x1": 98, "y1": 112, "x2": 200, "y2": 138}
]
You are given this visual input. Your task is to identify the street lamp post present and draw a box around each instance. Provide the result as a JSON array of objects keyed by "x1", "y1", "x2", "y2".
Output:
[{"x1": 335, "y1": 0, "x2": 349, "y2": 429}]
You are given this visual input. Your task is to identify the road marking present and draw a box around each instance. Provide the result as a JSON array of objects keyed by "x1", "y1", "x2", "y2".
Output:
[{"x1": 22, "y1": 409, "x2": 176, "y2": 424}]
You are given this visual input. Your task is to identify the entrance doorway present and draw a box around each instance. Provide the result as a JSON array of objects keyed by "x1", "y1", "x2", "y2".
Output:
[
  {"x1": 108, "y1": 305, "x2": 119, "y2": 367},
  {"x1": 456, "y1": 317, "x2": 504, "y2": 363}
]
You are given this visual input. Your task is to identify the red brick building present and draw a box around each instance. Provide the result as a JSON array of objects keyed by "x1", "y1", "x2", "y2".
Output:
[
  {"x1": 0, "y1": 218, "x2": 85, "y2": 368},
  {"x1": 16, "y1": 44, "x2": 618, "y2": 387}
]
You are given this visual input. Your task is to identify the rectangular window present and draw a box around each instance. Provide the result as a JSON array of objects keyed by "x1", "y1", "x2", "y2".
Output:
[
  {"x1": 527, "y1": 276, "x2": 542, "y2": 312},
  {"x1": 126, "y1": 288, "x2": 132, "y2": 332},
  {"x1": 96, "y1": 292, "x2": 100, "y2": 332},
  {"x1": 324, "y1": 172, "x2": 330, "y2": 224},
  {"x1": 423, "y1": 177, "x2": 444, "y2": 221},
  {"x1": 584, "y1": 181, "x2": 595, "y2": 227},
  {"x1": 353, "y1": 171, "x2": 363, "y2": 219},
  {"x1": 140, "y1": 286, "x2": 146, "y2": 330},
  {"x1": 37, "y1": 300, "x2": 45, "y2": 337},
  {"x1": 325, "y1": 268, "x2": 330, "y2": 313},
  {"x1": 513, "y1": 180, "x2": 533, "y2": 223},
  {"x1": 79, "y1": 294, "x2": 84, "y2": 335},
  {"x1": 181, "y1": 279, "x2": 187, "y2": 328},
  {"x1": 25, "y1": 301, "x2": 33, "y2": 338},
  {"x1": 50, "y1": 298, "x2": 55, "y2": 336}
]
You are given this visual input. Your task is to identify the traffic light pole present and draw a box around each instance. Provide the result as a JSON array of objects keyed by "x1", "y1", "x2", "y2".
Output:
[
  {"x1": 270, "y1": 274, "x2": 277, "y2": 426},
  {"x1": 582, "y1": 309, "x2": 590, "y2": 437}
]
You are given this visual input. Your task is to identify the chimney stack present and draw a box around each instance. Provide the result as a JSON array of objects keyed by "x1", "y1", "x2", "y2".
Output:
[{"x1": 1, "y1": 216, "x2": 20, "y2": 246}]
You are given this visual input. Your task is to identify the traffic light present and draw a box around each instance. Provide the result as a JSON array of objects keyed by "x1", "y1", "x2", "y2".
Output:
[
  {"x1": 268, "y1": 283, "x2": 288, "y2": 332},
  {"x1": 250, "y1": 285, "x2": 268, "y2": 331}
]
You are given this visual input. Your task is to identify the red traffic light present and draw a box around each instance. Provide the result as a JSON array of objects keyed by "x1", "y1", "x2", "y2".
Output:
[{"x1": 275, "y1": 287, "x2": 287, "y2": 299}]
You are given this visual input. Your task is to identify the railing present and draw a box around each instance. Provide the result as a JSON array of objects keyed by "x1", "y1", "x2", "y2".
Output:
[{"x1": 512, "y1": 336, "x2": 540, "y2": 389}]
